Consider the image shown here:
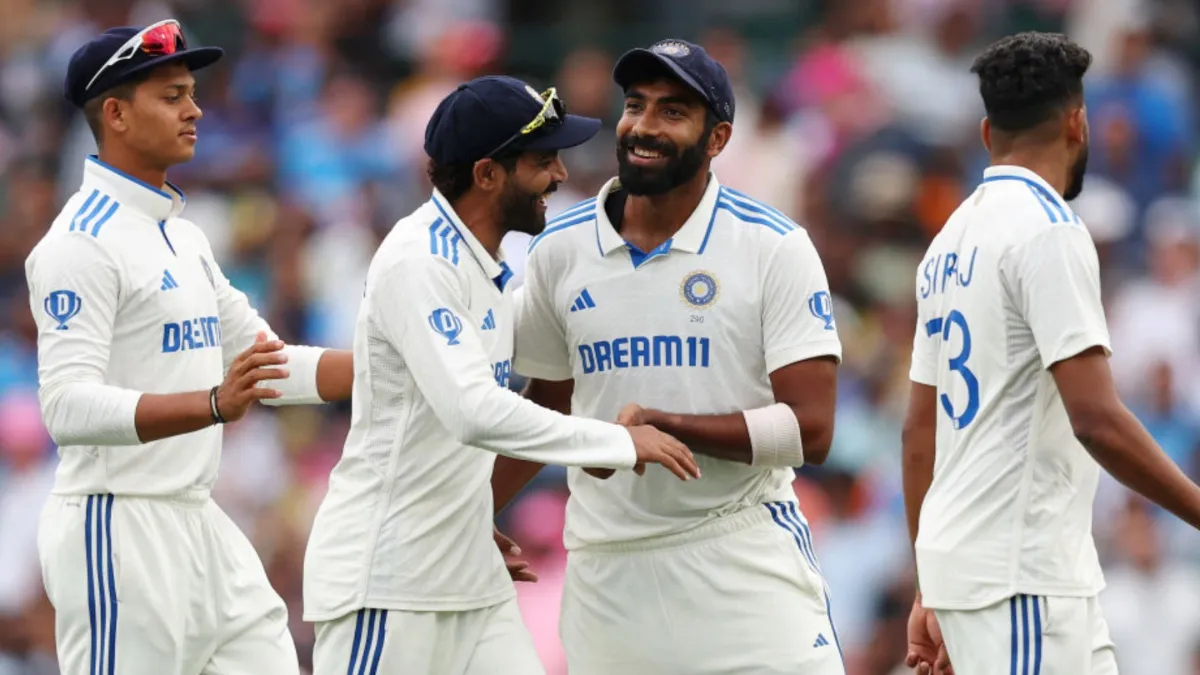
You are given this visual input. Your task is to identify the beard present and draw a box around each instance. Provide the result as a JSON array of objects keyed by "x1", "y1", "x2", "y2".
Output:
[
  {"x1": 499, "y1": 180, "x2": 556, "y2": 236},
  {"x1": 616, "y1": 129, "x2": 709, "y2": 196},
  {"x1": 1063, "y1": 144, "x2": 1088, "y2": 201}
]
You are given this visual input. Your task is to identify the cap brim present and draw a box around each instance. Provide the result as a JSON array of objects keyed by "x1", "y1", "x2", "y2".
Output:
[
  {"x1": 517, "y1": 114, "x2": 602, "y2": 152},
  {"x1": 613, "y1": 49, "x2": 709, "y2": 104},
  {"x1": 113, "y1": 46, "x2": 225, "y2": 87}
]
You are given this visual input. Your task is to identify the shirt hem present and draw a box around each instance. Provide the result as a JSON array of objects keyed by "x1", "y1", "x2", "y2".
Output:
[
  {"x1": 921, "y1": 582, "x2": 1105, "y2": 611},
  {"x1": 303, "y1": 587, "x2": 515, "y2": 622}
]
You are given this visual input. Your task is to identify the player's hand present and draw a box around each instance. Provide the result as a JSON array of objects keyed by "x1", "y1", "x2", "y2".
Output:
[
  {"x1": 215, "y1": 332, "x2": 288, "y2": 423},
  {"x1": 584, "y1": 404, "x2": 656, "y2": 480},
  {"x1": 906, "y1": 594, "x2": 952, "y2": 674},
  {"x1": 616, "y1": 403, "x2": 647, "y2": 426},
  {"x1": 494, "y1": 528, "x2": 537, "y2": 583},
  {"x1": 628, "y1": 425, "x2": 700, "y2": 481}
]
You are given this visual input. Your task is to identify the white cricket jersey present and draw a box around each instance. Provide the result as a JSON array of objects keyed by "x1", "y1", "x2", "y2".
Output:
[
  {"x1": 515, "y1": 175, "x2": 842, "y2": 548},
  {"x1": 302, "y1": 190, "x2": 638, "y2": 621},
  {"x1": 910, "y1": 165, "x2": 1112, "y2": 610},
  {"x1": 25, "y1": 157, "x2": 303, "y2": 498}
]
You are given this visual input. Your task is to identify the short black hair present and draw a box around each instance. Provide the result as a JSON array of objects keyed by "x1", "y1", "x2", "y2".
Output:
[
  {"x1": 82, "y1": 72, "x2": 153, "y2": 145},
  {"x1": 970, "y1": 32, "x2": 1092, "y2": 132},
  {"x1": 427, "y1": 151, "x2": 520, "y2": 203}
]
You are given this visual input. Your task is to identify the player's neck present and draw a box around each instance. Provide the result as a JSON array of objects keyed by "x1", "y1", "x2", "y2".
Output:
[
  {"x1": 989, "y1": 152, "x2": 1070, "y2": 198},
  {"x1": 96, "y1": 146, "x2": 169, "y2": 192},
  {"x1": 621, "y1": 172, "x2": 710, "y2": 248},
  {"x1": 450, "y1": 193, "x2": 504, "y2": 259}
]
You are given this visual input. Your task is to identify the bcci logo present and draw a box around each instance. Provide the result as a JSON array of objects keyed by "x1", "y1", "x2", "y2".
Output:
[
  {"x1": 808, "y1": 291, "x2": 836, "y2": 331},
  {"x1": 680, "y1": 271, "x2": 719, "y2": 309},
  {"x1": 428, "y1": 308, "x2": 464, "y2": 346},
  {"x1": 44, "y1": 290, "x2": 82, "y2": 330},
  {"x1": 651, "y1": 40, "x2": 691, "y2": 57}
]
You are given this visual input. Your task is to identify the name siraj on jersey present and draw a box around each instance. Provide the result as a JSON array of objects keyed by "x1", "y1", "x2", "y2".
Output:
[{"x1": 919, "y1": 246, "x2": 978, "y2": 299}]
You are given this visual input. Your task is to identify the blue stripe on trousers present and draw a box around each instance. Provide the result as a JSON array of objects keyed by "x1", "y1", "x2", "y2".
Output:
[{"x1": 348, "y1": 609, "x2": 389, "y2": 674}]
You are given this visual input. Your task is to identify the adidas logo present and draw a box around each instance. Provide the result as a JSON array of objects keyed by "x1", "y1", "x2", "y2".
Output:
[
  {"x1": 569, "y1": 289, "x2": 596, "y2": 313},
  {"x1": 481, "y1": 309, "x2": 496, "y2": 331},
  {"x1": 161, "y1": 270, "x2": 179, "y2": 291},
  {"x1": 813, "y1": 633, "x2": 830, "y2": 648}
]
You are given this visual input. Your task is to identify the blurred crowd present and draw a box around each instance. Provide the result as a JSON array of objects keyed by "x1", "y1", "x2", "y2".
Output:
[{"x1": 3, "y1": 0, "x2": 1200, "y2": 673}]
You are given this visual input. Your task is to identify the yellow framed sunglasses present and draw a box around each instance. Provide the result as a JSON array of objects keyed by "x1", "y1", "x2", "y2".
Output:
[{"x1": 485, "y1": 87, "x2": 565, "y2": 158}]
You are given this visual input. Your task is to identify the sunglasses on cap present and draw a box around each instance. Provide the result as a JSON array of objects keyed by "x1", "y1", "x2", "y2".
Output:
[
  {"x1": 85, "y1": 19, "x2": 188, "y2": 93},
  {"x1": 485, "y1": 87, "x2": 565, "y2": 159}
]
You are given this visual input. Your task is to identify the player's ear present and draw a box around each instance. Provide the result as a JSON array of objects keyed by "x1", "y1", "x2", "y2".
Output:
[
  {"x1": 1067, "y1": 105, "x2": 1087, "y2": 146},
  {"x1": 104, "y1": 97, "x2": 130, "y2": 135},
  {"x1": 473, "y1": 158, "x2": 502, "y2": 193},
  {"x1": 980, "y1": 117, "x2": 992, "y2": 153},
  {"x1": 707, "y1": 121, "x2": 732, "y2": 159}
]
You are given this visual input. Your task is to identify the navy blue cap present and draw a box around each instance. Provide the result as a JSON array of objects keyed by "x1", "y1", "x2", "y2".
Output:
[
  {"x1": 613, "y1": 39, "x2": 735, "y2": 123},
  {"x1": 65, "y1": 24, "x2": 223, "y2": 108},
  {"x1": 424, "y1": 75, "x2": 602, "y2": 166}
]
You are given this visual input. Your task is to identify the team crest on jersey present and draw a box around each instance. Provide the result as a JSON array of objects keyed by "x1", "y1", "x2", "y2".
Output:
[
  {"x1": 680, "y1": 271, "x2": 719, "y2": 309},
  {"x1": 199, "y1": 256, "x2": 215, "y2": 290}
]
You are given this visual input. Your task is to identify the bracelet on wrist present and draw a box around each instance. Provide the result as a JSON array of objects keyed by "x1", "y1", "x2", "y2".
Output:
[{"x1": 209, "y1": 386, "x2": 227, "y2": 425}]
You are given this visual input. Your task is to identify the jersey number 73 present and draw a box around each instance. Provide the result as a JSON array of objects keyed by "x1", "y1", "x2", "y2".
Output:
[{"x1": 926, "y1": 310, "x2": 979, "y2": 430}]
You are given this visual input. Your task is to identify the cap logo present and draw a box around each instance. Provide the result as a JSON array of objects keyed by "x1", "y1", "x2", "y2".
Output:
[
  {"x1": 524, "y1": 84, "x2": 543, "y2": 103},
  {"x1": 651, "y1": 40, "x2": 690, "y2": 57}
]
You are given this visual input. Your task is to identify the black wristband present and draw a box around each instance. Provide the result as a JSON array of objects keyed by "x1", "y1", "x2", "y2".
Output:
[{"x1": 209, "y1": 386, "x2": 227, "y2": 424}]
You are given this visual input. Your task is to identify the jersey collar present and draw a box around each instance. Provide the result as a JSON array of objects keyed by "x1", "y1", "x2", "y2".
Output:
[
  {"x1": 82, "y1": 156, "x2": 186, "y2": 223},
  {"x1": 428, "y1": 189, "x2": 513, "y2": 292},
  {"x1": 593, "y1": 173, "x2": 722, "y2": 260},
  {"x1": 982, "y1": 165, "x2": 1065, "y2": 200}
]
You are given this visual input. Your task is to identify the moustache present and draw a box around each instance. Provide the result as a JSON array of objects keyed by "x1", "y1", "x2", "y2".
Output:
[{"x1": 619, "y1": 134, "x2": 677, "y2": 157}]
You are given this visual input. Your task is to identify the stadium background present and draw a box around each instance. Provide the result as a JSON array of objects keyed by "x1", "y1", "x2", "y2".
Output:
[{"x1": 2, "y1": 0, "x2": 1200, "y2": 672}]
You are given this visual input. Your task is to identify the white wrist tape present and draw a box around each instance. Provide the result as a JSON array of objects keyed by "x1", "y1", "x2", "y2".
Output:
[
  {"x1": 744, "y1": 402, "x2": 804, "y2": 468},
  {"x1": 260, "y1": 345, "x2": 327, "y2": 405}
]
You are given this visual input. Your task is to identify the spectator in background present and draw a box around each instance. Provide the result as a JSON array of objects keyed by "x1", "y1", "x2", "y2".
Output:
[
  {"x1": 1102, "y1": 495, "x2": 1200, "y2": 675},
  {"x1": 0, "y1": 392, "x2": 56, "y2": 675},
  {"x1": 276, "y1": 68, "x2": 401, "y2": 226},
  {"x1": 1087, "y1": 15, "x2": 1195, "y2": 229},
  {"x1": 1108, "y1": 198, "x2": 1200, "y2": 407}
]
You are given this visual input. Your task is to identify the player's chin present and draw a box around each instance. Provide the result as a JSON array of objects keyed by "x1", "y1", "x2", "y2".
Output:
[{"x1": 171, "y1": 142, "x2": 197, "y2": 164}]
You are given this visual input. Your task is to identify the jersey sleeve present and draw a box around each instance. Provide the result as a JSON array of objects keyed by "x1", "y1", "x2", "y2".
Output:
[
  {"x1": 1005, "y1": 225, "x2": 1112, "y2": 369},
  {"x1": 201, "y1": 245, "x2": 327, "y2": 404},
  {"x1": 26, "y1": 236, "x2": 142, "y2": 446},
  {"x1": 761, "y1": 230, "x2": 843, "y2": 373},
  {"x1": 373, "y1": 255, "x2": 636, "y2": 468},
  {"x1": 513, "y1": 248, "x2": 573, "y2": 381}
]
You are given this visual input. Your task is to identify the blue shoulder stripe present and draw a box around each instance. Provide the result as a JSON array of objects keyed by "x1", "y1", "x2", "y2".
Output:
[
  {"x1": 69, "y1": 190, "x2": 100, "y2": 232},
  {"x1": 89, "y1": 201, "x2": 120, "y2": 238},
  {"x1": 722, "y1": 186, "x2": 795, "y2": 225},
  {"x1": 548, "y1": 197, "x2": 597, "y2": 225},
  {"x1": 73, "y1": 195, "x2": 121, "y2": 238},
  {"x1": 716, "y1": 198, "x2": 795, "y2": 237},
  {"x1": 718, "y1": 188, "x2": 797, "y2": 234},
  {"x1": 982, "y1": 175, "x2": 1077, "y2": 226},
  {"x1": 427, "y1": 217, "x2": 462, "y2": 265},
  {"x1": 528, "y1": 211, "x2": 596, "y2": 254}
]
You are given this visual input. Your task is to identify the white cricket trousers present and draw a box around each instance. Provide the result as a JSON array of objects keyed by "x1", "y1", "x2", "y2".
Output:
[
  {"x1": 935, "y1": 594, "x2": 1119, "y2": 675},
  {"x1": 311, "y1": 599, "x2": 544, "y2": 675},
  {"x1": 560, "y1": 501, "x2": 846, "y2": 675},
  {"x1": 38, "y1": 493, "x2": 299, "y2": 675}
]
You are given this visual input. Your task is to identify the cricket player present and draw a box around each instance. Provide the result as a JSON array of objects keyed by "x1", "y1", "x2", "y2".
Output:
[
  {"x1": 903, "y1": 32, "x2": 1200, "y2": 675},
  {"x1": 302, "y1": 75, "x2": 699, "y2": 675},
  {"x1": 492, "y1": 40, "x2": 846, "y2": 674},
  {"x1": 27, "y1": 21, "x2": 354, "y2": 674}
]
